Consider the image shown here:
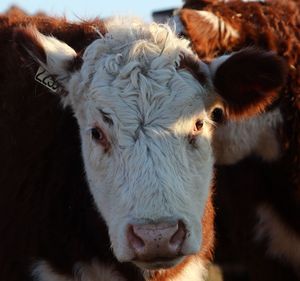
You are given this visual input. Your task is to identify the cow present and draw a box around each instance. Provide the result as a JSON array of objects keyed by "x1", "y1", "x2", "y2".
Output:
[
  {"x1": 0, "y1": 10, "x2": 286, "y2": 281},
  {"x1": 173, "y1": 0, "x2": 300, "y2": 280}
]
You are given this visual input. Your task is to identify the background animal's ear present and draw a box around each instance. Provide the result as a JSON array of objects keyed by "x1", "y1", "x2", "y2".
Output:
[
  {"x1": 179, "y1": 8, "x2": 239, "y2": 58},
  {"x1": 13, "y1": 27, "x2": 82, "y2": 93},
  {"x1": 210, "y1": 48, "x2": 287, "y2": 119}
]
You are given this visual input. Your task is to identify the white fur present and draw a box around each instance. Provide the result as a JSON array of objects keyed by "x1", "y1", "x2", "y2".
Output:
[
  {"x1": 32, "y1": 261, "x2": 74, "y2": 281},
  {"x1": 213, "y1": 108, "x2": 283, "y2": 165},
  {"x1": 32, "y1": 260, "x2": 126, "y2": 281},
  {"x1": 173, "y1": 258, "x2": 207, "y2": 281},
  {"x1": 255, "y1": 205, "x2": 300, "y2": 276},
  {"x1": 74, "y1": 260, "x2": 126, "y2": 281},
  {"x1": 143, "y1": 257, "x2": 207, "y2": 281},
  {"x1": 26, "y1": 17, "x2": 226, "y2": 267},
  {"x1": 30, "y1": 29, "x2": 76, "y2": 85}
]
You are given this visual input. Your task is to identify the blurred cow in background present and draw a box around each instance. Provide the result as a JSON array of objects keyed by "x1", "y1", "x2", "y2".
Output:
[{"x1": 165, "y1": 0, "x2": 300, "y2": 280}]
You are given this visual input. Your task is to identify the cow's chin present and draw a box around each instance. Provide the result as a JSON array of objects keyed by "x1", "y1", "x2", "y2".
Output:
[{"x1": 133, "y1": 256, "x2": 185, "y2": 270}]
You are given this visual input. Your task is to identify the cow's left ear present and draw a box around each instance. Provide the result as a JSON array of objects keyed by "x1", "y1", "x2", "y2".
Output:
[
  {"x1": 14, "y1": 27, "x2": 82, "y2": 93},
  {"x1": 210, "y1": 48, "x2": 287, "y2": 119}
]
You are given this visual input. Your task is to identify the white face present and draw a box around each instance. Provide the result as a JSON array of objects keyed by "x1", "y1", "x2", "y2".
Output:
[
  {"x1": 61, "y1": 19, "x2": 215, "y2": 268},
  {"x1": 71, "y1": 50, "x2": 214, "y2": 267},
  {"x1": 76, "y1": 78, "x2": 214, "y2": 265}
]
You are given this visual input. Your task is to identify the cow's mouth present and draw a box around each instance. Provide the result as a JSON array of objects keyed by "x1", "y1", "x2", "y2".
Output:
[{"x1": 133, "y1": 256, "x2": 184, "y2": 270}]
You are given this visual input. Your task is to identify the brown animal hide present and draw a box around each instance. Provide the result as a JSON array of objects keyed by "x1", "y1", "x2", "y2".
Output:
[{"x1": 179, "y1": 0, "x2": 300, "y2": 280}]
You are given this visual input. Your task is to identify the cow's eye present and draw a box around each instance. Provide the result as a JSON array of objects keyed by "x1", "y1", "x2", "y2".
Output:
[
  {"x1": 194, "y1": 120, "x2": 204, "y2": 132},
  {"x1": 189, "y1": 119, "x2": 204, "y2": 147},
  {"x1": 91, "y1": 127, "x2": 107, "y2": 146}
]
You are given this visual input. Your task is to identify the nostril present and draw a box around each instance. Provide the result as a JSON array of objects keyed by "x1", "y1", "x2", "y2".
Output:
[
  {"x1": 128, "y1": 221, "x2": 187, "y2": 259},
  {"x1": 170, "y1": 221, "x2": 186, "y2": 248},
  {"x1": 128, "y1": 225, "x2": 145, "y2": 251}
]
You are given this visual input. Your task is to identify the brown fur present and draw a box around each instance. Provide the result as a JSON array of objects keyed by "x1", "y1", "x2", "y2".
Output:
[
  {"x1": 213, "y1": 48, "x2": 287, "y2": 118},
  {"x1": 179, "y1": 8, "x2": 240, "y2": 60},
  {"x1": 14, "y1": 27, "x2": 47, "y2": 64},
  {"x1": 180, "y1": 0, "x2": 300, "y2": 177},
  {"x1": 0, "y1": 12, "x2": 139, "y2": 281},
  {"x1": 180, "y1": 0, "x2": 300, "y2": 280}
]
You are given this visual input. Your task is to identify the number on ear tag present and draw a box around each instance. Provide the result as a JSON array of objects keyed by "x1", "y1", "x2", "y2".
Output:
[{"x1": 35, "y1": 66, "x2": 59, "y2": 93}]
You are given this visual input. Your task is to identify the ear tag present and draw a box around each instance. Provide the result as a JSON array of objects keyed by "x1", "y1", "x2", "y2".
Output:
[{"x1": 35, "y1": 66, "x2": 59, "y2": 93}]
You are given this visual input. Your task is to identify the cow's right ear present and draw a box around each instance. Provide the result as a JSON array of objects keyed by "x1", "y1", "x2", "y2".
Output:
[
  {"x1": 14, "y1": 27, "x2": 82, "y2": 93},
  {"x1": 209, "y1": 48, "x2": 287, "y2": 119}
]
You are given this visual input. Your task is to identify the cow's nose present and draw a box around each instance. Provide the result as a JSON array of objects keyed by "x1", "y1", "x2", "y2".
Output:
[{"x1": 127, "y1": 221, "x2": 186, "y2": 261}]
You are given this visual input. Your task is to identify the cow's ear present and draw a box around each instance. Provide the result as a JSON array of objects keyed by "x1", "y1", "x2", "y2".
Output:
[
  {"x1": 14, "y1": 27, "x2": 82, "y2": 91},
  {"x1": 210, "y1": 48, "x2": 287, "y2": 119},
  {"x1": 179, "y1": 9, "x2": 239, "y2": 58}
]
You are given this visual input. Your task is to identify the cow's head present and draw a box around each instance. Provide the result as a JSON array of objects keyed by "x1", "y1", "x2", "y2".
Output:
[{"x1": 14, "y1": 17, "x2": 286, "y2": 270}]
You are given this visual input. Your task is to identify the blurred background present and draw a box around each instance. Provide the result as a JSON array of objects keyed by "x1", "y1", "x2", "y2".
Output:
[{"x1": 0, "y1": 0, "x2": 182, "y2": 21}]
